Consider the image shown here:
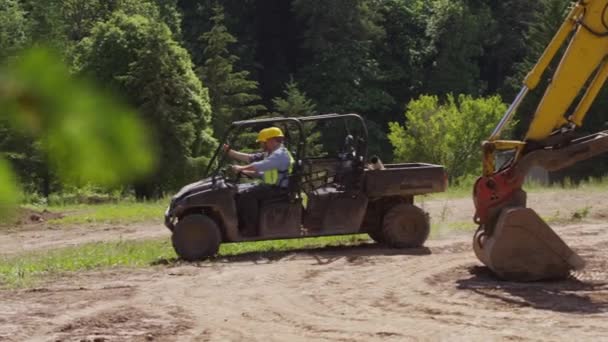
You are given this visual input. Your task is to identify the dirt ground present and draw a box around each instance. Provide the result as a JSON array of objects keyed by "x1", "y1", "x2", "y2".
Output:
[{"x1": 2, "y1": 190, "x2": 608, "y2": 341}]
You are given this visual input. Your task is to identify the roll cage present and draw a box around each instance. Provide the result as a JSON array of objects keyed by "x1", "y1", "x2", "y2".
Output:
[{"x1": 204, "y1": 113, "x2": 369, "y2": 194}]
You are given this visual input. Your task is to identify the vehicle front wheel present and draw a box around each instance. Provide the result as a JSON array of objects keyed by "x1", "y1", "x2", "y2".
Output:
[{"x1": 171, "y1": 214, "x2": 222, "y2": 261}]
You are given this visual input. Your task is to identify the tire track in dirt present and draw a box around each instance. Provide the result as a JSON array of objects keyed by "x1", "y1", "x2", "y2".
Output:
[
  {"x1": 0, "y1": 222, "x2": 169, "y2": 256},
  {"x1": 154, "y1": 225, "x2": 608, "y2": 341},
  {"x1": 1, "y1": 285, "x2": 136, "y2": 341},
  {"x1": 2, "y1": 228, "x2": 608, "y2": 341}
]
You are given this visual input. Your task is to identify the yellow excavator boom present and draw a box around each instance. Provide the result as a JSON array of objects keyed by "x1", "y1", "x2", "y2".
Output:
[
  {"x1": 473, "y1": 0, "x2": 608, "y2": 281},
  {"x1": 526, "y1": 0, "x2": 608, "y2": 140}
]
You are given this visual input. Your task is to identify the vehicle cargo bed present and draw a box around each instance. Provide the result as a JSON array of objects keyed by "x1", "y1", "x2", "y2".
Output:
[{"x1": 364, "y1": 163, "x2": 447, "y2": 197}]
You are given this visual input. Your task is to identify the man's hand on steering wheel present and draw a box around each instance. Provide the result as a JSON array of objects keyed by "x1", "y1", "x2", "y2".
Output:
[
  {"x1": 231, "y1": 165, "x2": 255, "y2": 179},
  {"x1": 231, "y1": 164, "x2": 243, "y2": 174}
]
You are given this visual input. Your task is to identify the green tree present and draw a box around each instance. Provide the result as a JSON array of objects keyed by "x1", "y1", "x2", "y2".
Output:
[
  {"x1": 293, "y1": 0, "x2": 393, "y2": 115},
  {"x1": 199, "y1": 5, "x2": 265, "y2": 138},
  {"x1": 376, "y1": 0, "x2": 426, "y2": 106},
  {"x1": 20, "y1": 0, "x2": 67, "y2": 49},
  {"x1": 389, "y1": 94, "x2": 508, "y2": 181},
  {"x1": 421, "y1": 0, "x2": 495, "y2": 96},
  {"x1": 0, "y1": 0, "x2": 30, "y2": 61},
  {"x1": 60, "y1": 0, "x2": 112, "y2": 42},
  {"x1": 272, "y1": 79, "x2": 316, "y2": 117},
  {"x1": 0, "y1": 119, "x2": 48, "y2": 195},
  {"x1": 272, "y1": 79, "x2": 322, "y2": 156},
  {"x1": 20, "y1": 0, "x2": 182, "y2": 55},
  {"x1": 76, "y1": 12, "x2": 214, "y2": 197},
  {"x1": 482, "y1": 0, "x2": 542, "y2": 98},
  {"x1": 292, "y1": 0, "x2": 397, "y2": 161}
]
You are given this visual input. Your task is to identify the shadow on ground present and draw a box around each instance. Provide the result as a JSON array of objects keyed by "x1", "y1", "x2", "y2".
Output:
[
  {"x1": 152, "y1": 243, "x2": 431, "y2": 267},
  {"x1": 456, "y1": 266, "x2": 608, "y2": 314}
]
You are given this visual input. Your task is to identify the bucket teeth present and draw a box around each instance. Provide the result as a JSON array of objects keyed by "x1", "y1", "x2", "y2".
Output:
[{"x1": 473, "y1": 207, "x2": 585, "y2": 281}]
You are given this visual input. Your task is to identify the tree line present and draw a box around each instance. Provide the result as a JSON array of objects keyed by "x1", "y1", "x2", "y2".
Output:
[{"x1": 3, "y1": 0, "x2": 604, "y2": 200}]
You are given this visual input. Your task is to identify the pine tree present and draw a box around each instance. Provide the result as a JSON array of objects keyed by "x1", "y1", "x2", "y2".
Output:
[
  {"x1": 272, "y1": 79, "x2": 316, "y2": 117},
  {"x1": 199, "y1": 4, "x2": 266, "y2": 138},
  {"x1": 272, "y1": 79, "x2": 322, "y2": 156}
]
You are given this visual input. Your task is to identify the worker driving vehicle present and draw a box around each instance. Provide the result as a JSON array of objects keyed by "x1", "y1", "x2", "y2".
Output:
[
  {"x1": 164, "y1": 114, "x2": 446, "y2": 261},
  {"x1": 223, "y1": 127, "x2": 295, "y2": 235}
]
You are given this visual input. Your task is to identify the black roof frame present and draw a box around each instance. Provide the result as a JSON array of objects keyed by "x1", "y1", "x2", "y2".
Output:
[{"x1": 204, "y1": 113, "x2": 368, "y2": 180}]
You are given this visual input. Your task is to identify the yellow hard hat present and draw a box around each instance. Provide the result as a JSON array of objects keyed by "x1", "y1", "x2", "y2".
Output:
[{"x1": 256, "y1": 127, "x2": 284, "y2": 142}]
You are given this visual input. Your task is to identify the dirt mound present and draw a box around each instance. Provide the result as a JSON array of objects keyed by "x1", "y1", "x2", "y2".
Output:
[
  {"x1": 12, "y1": 208, "x2": 64, "y2": 225},
  {"x1": 55, "y1": 306, "x2": 191, "y2": 342}
]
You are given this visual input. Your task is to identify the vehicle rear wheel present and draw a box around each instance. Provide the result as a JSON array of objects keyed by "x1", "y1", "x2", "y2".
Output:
[
  {"x1": 381, "y1": 204, "x2": 430, "y2": 248},
  {"x1": 172, "y1": 214, "x2": 221, "y2": 261}
]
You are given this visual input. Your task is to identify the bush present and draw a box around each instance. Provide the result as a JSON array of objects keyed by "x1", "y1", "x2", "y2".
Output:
[{"x1": 389, "y1": 94, "x2": 509, "y2": 181}]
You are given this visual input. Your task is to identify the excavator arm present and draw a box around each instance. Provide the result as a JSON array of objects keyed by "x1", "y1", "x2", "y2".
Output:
[{"x1": 473, "y1": 0, "x2": 608, "y2": 281}]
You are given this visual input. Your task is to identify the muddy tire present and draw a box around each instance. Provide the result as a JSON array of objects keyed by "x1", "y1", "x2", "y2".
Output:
[
  {"x1": 381, "y1": 204, "x2": 430, "y2": 248},
  {"x1": 172, "y1": 214, "x2": 221, "y2": 261}
]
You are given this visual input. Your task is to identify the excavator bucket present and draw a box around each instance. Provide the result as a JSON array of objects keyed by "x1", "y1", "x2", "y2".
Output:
[{"x1": 473, "y1": 207, "x2": 585, "y2": 281}]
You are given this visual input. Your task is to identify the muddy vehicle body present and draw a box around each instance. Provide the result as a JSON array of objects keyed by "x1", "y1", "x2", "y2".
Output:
[{"x1": 164, "y1": 114, "x2": 447, "y2": 260}]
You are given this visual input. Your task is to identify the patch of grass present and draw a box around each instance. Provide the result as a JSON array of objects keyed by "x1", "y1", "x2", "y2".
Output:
[
  {"x1": 542, "y1": 210, "x2": 562, "y2": 224},
  {"x1": 40, "y1": 201, "x2": 166, "y2": 225},
  {"x1": 0, "y1": 239, "x2": 174, "y2": 288},
  {"x1": 0, "y1": 212, "x2": 21, "y2": 227},
  {"x1": 430, "y1": 221, "x2": 476, "y2": 238},
  {"x1": 430, "y1": 175, "x2": 608, "y2": 200},
  {"x1": 571, "y1": 206, "x2": 591, "y2": 221},
  {"x1": 543, "y1": 206, "x2": 593, "y2": 225},
  {"x1": 219, "y1": 234, "x2": 369, "y2": 256},
  {"x1": 0, "y1": 234, "x2": 369, "y2": 288}
]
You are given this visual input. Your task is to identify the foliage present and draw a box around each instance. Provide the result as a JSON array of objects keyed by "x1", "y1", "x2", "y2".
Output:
[
  {"x1": 293, "y1": 0, "x2": 394, "y2": 116},
  {"x1": 0, "y1": 159, "x2": 18, "y2": 214},
  {"x1": 271, "y1": 79, "x2": 322, "y2": 156},
  {"x1": 375, "y1": 0, "x2": 426, "y2": 109},
  {"x1": 199, "y1": 4, "x2": 265, "y2": 137},
  {"x1": 2, "y1": 0, "x2": 607, "y2": 199},
  {"x1": 0, "y1": 0, "x2": 30, "y2": 61},
  {"x1": 75, "y1": 12, "x2": 213, "y2": 196},
  {"x1": 19, "y1": 0, "x2": 67, "y2": 50},
  {"x1": 21, "y1": 0, "x2": 181, "y2": 49},
  {"x1": 389, "y1": 94, "x2": 508, "y2": 181},
  {"x1": 421, "y1": 0, "x2": 495, "y2": 96},
  {"x1": 47, "y1": 201, "x2": 166, "y2": 224},
  {"x1": 483, "y1": 0, "x2": 542, "y2": 98},
  {"x1": 0, "y1": 48, "x2": 153, "y2": 211}
]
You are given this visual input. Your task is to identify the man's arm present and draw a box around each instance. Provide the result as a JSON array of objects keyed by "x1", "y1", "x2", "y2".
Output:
[
  {"x1": 231, "y1": 163, "x2": 258, "y2": 173},
  {"x1": 223, "y1": 144, "x2": 253, "y2": 163},
  {"x1": 233, "y1": 150, "x2": 284, "y2": 173}
]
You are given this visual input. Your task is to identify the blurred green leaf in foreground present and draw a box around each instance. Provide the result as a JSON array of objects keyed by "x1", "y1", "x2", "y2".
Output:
[{"x1": 0, "y1": 48, "x2": 155, "y2": 214}]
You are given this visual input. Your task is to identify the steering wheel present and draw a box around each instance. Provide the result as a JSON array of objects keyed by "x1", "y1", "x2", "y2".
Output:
[
  {"x1": 221, "y1": 166, "x2": 255, "y2": 185},
  {"x1": 234, "y1": 168, "x2": 256, "y2": 183}
]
